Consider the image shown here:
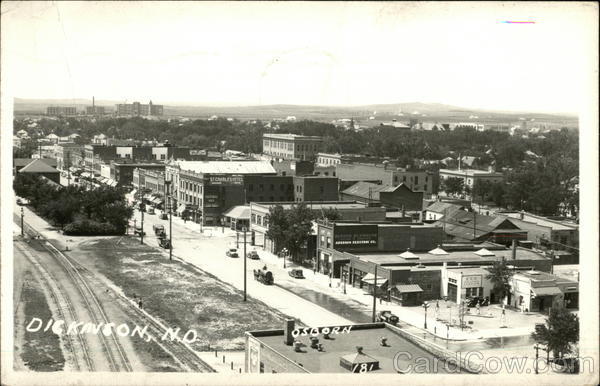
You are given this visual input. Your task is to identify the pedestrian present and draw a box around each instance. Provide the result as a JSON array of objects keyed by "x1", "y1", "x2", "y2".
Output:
[
  {"x1": 476, "y1": 301, "x2": 481, "y2": 315},
  {"x1": 138, "y1": 298, "x2": 143, "y2": 309},
  {"x1": 313, "y1": 267, "x2": 316, "y2": 275}
]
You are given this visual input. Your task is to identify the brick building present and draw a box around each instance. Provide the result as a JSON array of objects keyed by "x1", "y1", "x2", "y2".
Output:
[
  {"x1": 262, "y1": 133, "x2": 323, "y2": 161},
  {"x1": 340, "y1": 181, "x2": 423, "y2": 211}
]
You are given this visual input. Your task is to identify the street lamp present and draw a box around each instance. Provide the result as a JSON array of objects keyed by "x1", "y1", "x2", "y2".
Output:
[
  {"x1": 243, "y1": 226, "x2": 247, "y2": 302},
  {"x1": 281, "y1": 248, "x2": 288, "y2": 269},
  {"x1": 423, "y1": 301, "x2": 430, "y2": 329}
]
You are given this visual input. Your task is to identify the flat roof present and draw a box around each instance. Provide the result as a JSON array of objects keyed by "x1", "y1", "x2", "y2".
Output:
[
  {"x1": 175, "y1": 160, "x2": 276, "y2": 175},
  {"x1": 355, "y1": 247, "x2": 547, "y2": 265},
  {"x1": 249, "y1": 323, "x2": 461, "y2": 373},
  {"x1": 439, "y1": 168, "x2": 503, "y2": 176},
  {"x1": 514, "y1": 270, "x2": 577, "y2": 284},
  {"x1": 263, "y1": 133, "x2": 322, "y2": 140},
  {"x1": 252, "y1": 201, "x2": 369, "y2": 210},
  {"x1": 333, "y1": 222, "x2": 438, "y2": 228},
  {"x1": 499, "y1": 212, "x2": 578, "y2": 231}
]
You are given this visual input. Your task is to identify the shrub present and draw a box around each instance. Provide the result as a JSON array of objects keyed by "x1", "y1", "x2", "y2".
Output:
[{"x1": 63, "y1": 219, "x2": 120, "y2": 236}]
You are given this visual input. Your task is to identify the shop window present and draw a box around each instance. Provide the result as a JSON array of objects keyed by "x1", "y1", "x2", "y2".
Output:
[
  {"x1": 248, "y1": 184, "x2": 253, "y2": 192},
  {"x1": 326, "y1": 237, "x2": 331, "y2": 248}
]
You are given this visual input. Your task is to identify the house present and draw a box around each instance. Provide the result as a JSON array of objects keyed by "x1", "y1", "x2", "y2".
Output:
[
  {"x1": 340, "y1": 181, "x2": 423, "y2": 211},
  {"x1": 499, "y1": 211, "x2": 579, "y2": 250}
]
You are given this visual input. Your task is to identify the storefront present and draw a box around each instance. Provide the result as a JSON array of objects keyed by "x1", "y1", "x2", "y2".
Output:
[
  {"x1": 442, "y1": 267, "x2": 493, "y2": 304},
  {"x1": 391, "y1": 284, "x2": 424, "y2": 306},
  {"x1": 510, "y1": 270, "x2": 579, "y2": 313}
]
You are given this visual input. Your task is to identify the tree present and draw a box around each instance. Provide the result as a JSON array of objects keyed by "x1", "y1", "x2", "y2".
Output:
[
  {"x1": 265, "y1": 205, "x2": 288, "y2": 253},
  {"x1": 489, "y1": 182, "x2": 506, "y2": 207},
  {"x1": 283, "y1": 203, "x2": 314, "y2": 263},
  {"x1": 472, "y1": 179, "x2": 493, "y2": 204},
  {"x1": 321, "y1": 208, "x2": 342, "y2": 222},
  {"x1": 485, "y1": 259, "x2": 513, "y2": 303},
  {"x1": 532, "y1": 307, "x2": 579, "y2": 359},
  {"x1": 441, "y1": 177, "x2": 464, "y2": 196}
]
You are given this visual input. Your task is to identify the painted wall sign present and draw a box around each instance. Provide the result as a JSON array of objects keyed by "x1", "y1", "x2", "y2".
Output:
[
  {"x1": 461, "y1": 275, "x2": 482, "y2": 288},
  {"x1": 208, "y1": 174, "x2": 244, "y2": 186}
]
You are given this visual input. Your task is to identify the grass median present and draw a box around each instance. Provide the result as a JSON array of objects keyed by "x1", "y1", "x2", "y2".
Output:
[{"x1": 81, "y1": 236, "x2": 289, "y2": 352}]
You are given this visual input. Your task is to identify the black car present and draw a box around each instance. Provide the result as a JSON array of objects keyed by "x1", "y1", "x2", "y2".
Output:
[
  {"x1": 466, "y1": 297, "x2": 489, "y2": 307},
  {"x1": 288, "y1": 269, "x2": 305, "y2": 279},
  {"x1": 376, "y1": 310, "x2": 399, "y2": 325},
  {"x1": 247, "y1": 250, "x2": 260, "y2": 260}
]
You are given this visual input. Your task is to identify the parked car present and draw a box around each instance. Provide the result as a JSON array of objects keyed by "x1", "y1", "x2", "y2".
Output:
[
  {"x1": 247, "y1": 250, "x2": 260, "y2": 260},
  {"x1": 376, "y1": 310, "x2": 399, "y2": 325},
  {"x1": 466, "y1": 297, "x2": 489, "y2": 308},
  {"x1": 254, "y1": 267, "x2": 274, "y2": 285},
  {"x1": 226, "y1": 248, "x2": 239, "y2": 258},
  {"x1": 153, "y1": 224, "x2": 165, "y2": 235},
  {"x1": 288, "y1": 269, "x2": 305, "y2": 279},
  {"x1": 159, "y1": 238, "x2": 171, "y2": 249}
]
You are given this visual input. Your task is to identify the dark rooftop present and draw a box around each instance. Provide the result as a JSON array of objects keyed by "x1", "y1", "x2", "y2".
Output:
[{"x1": 249, "y1": 323, "x2": 463, "y2": 374}]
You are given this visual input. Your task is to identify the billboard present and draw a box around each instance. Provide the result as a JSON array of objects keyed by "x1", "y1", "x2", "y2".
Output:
[
  {"x1": 207, "y1": 174, "x2": 244, "y2": 186},
  {"x1": 333, "y1": 224, "x2": 378, "y2": 248}
]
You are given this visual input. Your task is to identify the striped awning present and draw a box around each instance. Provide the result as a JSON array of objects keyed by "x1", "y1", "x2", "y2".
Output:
[
  {"x1": 532, "y1": 287, "x2": 562, "y2": 297},
  {"x1": 395, "y1": 284, "x2": 423, "y2": 293}
]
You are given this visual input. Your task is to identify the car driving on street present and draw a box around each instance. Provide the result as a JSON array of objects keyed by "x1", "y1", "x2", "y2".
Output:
[
  {"x1": 288, "y1": 269, "x2": 305, "y2": 279},
  {"x1": 246, "y1": 250, "x2": 260, "y2": 260},
  {"x1": 226, "y1": 247, "x2": 239, "y2": 258}
]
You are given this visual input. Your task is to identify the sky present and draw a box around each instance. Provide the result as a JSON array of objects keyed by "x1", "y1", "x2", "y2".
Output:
[{"x1": 1, "y1": 1, "x2": 597, "y2": 113}]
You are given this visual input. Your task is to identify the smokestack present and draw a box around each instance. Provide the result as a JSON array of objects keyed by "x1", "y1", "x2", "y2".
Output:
[
  {"x1": 511, "y1": 240, "x2": 517, "y2": 260},
  {"x1": 93, "y1": 96, "x2": 95, "y2": 108},
  {"x1": 284, "y1": 319, "x2": 295, "y2": 346}
]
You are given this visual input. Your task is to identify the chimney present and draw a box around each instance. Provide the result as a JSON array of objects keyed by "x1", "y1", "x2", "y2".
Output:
[
  {"x1": 284, "y1": 319, "x2": 295, "y2": 346},
  {"x1": 511, "y1": 240, "x2": 517, "y2": 260},
  {"x1": 402, "y1": 205, "x2": 406, "y2": 218},
  {"x1": 356, "y1": 346, "x2": 364, "y2": 354},
  {"x1": 519, "y1": 211, "x2": 524, "y2": 220}
]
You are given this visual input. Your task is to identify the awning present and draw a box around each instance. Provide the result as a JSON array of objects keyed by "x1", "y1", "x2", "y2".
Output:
[
  {"x1": 532, "y1": 287, "x2": 563, "y2": 297},
  {"x1": 177, "y1": 204, "x2": 187, "y2": 214},
  {"x1": 361, "y1": 273, "x2": 387, "y2": 286},
  {"x1": 395, "y1": 284, "x2": 423, "y2": 293}
]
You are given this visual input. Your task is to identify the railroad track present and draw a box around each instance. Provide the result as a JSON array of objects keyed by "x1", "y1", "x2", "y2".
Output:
[
  {"x1": 15, "y1": 240, "x2": 94, "y2": 371},
  {"x1": 15, "y1": 217, "x2": 132, "y2": 372},
  {"x1": 15, "y1": 216, "x2": 214, "y2": 372}
]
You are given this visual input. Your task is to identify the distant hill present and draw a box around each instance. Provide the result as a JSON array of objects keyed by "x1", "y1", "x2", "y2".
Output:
[{"x1": 13, "y1": 98, "x2": 577, "y2": 125}]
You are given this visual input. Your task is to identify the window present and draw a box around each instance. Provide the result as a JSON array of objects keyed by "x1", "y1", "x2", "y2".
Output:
[
  {"x1": 280, "y1": 184, "x2": 284, "y2": 191},
  {"x1": 320, "y1": 186, "x2": 324, "y2": 193},
  {"x1": 249, "y1": 184, "x2": 253, "y2": 192},
  {"x1": 270, "y1": 184, "x2": 274, "y2": 191},
  {"x1": 161, "y1": 154, "x2": 166, "y2": 160},
  {"x1": 414, "y1": 176, "x2": 419, "y2": 184},
  {"x1": 402, "y1": 176, "x2": 406, "y2": 182},
  {"x1": 320, "y1": 235, "x2": 325, "y2": 246},
  {"x1": 259, "y1": 184, "x2": 264, "y2": 191},
  {"x1": 269, "y1": 196, "x2": 274, "y2": 201},
  {"x1": 326, "y1": 237, "x2": 331, "y2": 248}
]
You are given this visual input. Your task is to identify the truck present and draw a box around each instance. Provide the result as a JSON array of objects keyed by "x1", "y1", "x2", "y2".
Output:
[
  {"x1": 376, "y1": 310, "x2": 399, "y2": 326},
  {"x1": 253, "y1": 267, "x2": 274, "y2": 285},
  {"x1": 153, "y1": 224, "x2": 165, "y2": 236}
]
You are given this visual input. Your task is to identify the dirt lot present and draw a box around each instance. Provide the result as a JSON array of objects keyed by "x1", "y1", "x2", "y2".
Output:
[
  {"x1": 15, "y1": 268, "x2": 65, "y2": 372},
  {"x1": 76, "y1": 236, "x2": 289, "y2": 351}
]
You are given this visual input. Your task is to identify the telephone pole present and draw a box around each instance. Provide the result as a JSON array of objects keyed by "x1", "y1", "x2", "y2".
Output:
[
  {"x1": 243, "y1": 227, "x2": 247, "y2": 301},
  {"x1": 20, "y1": 207, "x2": 24, "y2": 236},
  {"x1": 372, "y1": 264, "x2": 378, "y2": 322},
  {"x1": 140, "y1": 203, "x2": 145, "y2": 244}
]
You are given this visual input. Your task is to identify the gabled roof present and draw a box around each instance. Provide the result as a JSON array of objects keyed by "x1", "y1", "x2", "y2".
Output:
[
  {"x1": 341, "y1": 181, "x2": 414, "y2": 201},
  {"x1": 426, "y1": 201, "x2": 463, "y2": 215},
  {"x1": 14, "y1": 158, "x2": 57, "y2": 168},
  {"x1": 18, "y1": 159, "x2": 59, "y2": 173},
  {"x1": 436, "y1": 210, "x2": 520, "y2": 240}
]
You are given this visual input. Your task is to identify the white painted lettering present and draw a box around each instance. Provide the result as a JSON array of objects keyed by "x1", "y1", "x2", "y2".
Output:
[
  {"x1": 26, "y1": 318, "x2": 43, "y2": 332},
  {"x1": 301, "y1": 328, "x2": 309, "y2": 336},
  {"x1": 341, "y1": 326, "x2": 352, "y2": 334},
  {"x1": 182, "y1": 329, "x2": 197, "y2": 343},
  {"x1": 67, "y1": 322, "x2": 84, "y2": 334},
  {"x1": 116, "y1": 324, "x2": 130, "y2": 337},
  {"x1": 291, "y1": 329, "x2": 300, "y2": 338},
  {"x1": 162, "y1": 328, "x2": 181, "y2": 341},
  {"x1": 321, "y1": 327, "x2": 330, "y2": 335},
  {"x1": 81, "y1": 322, "x2": 103, "y2": 334},
  {"x1": 102, "y1": 323, "x2": 115, "y2": 336},
  {"x1": 310, "y1": 328, "x2": 319, "y2": 337},
  {"x1": 131, "y1": 325, "x2": 149, "y2": 340},
  {"x1": 331, "y1": 327, "x2": 340, "y2": 334},
  {"x1": 43, "y1": 319, "x2": 53, "y2": 332},
  {"x1": 51, "y1": 320, "x2": 64, "y2": 335}
]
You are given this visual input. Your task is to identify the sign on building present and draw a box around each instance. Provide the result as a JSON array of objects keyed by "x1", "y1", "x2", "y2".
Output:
[
  {"x1": 189, "y1": 149, "x2": 206, "y2": 156},
  {"x1": 208, "y1": 174, "x2": 244, "y2": 186},
  {"x1": 247, "y1": 337, "x2": 261, "y2": 373},
  {"x1": 461, "y1": 275, "x2": 482, "y2": 288},
  {"x1": 333, "y1": 225, "x2": 378, "y2": 248}
]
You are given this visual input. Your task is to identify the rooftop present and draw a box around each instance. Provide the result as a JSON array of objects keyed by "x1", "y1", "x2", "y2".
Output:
[
  {"x1": 223, "y1": 205, "x2": 250, "y2": 220},
  {"x1": 514, "y1": 270, "x2": 578, "y2": 284},
  {"x1": 248, "y1": 323, "x2": 461, "y2": 374},
  {"x1": 13, "y1": 158, "x2": 57, "y2": 168},
  {"x1": 439, "y1": 168, "x2": 503, "y2": 176},
  {"x1": 263, "y1": 133, "x2": 323, "y2": 140},
  {"x1": 18, "y1": 159, "x2": 60, "y2": 174},
  {"x1": 175, "y1": 160, "x2": 276, "y2": 175},
  {"x1": 251, "y1": 201, "x2": 369, "y2": 211},
  {"x1": 354, "y1": 246, "x2": 548, "y2": 265},
  {"x1": 499, "y1": 212, "x2": 578, "y2": 231},
  {"x1": 426, "y1": 201, "x2": 464, "y2": 215}
]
